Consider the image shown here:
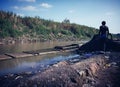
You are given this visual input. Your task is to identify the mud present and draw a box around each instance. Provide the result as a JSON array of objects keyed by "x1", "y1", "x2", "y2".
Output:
[{"x1": 0, "y1": 52, "x2": 120, "y2": 87}]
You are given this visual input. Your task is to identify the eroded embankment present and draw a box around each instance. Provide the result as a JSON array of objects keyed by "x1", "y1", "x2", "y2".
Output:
[{"x1": 0, "y1": 53, "x2": 120, "y2": 87}]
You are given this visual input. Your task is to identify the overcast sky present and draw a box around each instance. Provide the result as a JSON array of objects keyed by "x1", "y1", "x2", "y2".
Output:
[{"x1": 0, "y1": 0, "x2": 120, "y2": 34}]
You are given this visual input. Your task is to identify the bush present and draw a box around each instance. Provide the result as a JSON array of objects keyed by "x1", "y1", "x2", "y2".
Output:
[{"x1": 61, "y1": 29, "x2": 72, "y2": 35}]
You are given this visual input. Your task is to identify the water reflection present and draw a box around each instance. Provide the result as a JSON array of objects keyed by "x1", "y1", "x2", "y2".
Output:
[
  {"x1": 0, "y1": 41, "x2": 82, "y2": 76},
  {"x1": 0, "y1": 52, "x2": 80, "y2": 76},
  {"x1": 0, "y1": 41, "x2": 79, "y2": 54}
]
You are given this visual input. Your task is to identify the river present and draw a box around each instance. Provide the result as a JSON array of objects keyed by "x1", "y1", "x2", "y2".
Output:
[
  {"x1": 0, "y1": 41, "x2": 82, "y2": 54},
  {"x1": 0, "y1": 41, "x2": 84, "y2": 76}
]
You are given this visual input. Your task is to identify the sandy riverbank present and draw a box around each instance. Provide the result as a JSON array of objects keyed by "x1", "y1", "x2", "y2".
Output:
[{"x1": 0, "y1": 52, "x2": 120, "y2": 87}]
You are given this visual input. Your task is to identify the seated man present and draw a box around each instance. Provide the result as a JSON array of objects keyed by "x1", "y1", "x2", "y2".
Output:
[{"x1": 99, "y1": 21, "x2": 109, "y2": 38}]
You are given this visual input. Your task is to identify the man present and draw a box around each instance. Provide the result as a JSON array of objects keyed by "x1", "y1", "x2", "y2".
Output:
[
  {"x1": 99, "y1": 21, "x2": 109, "y2": 38},
  {"x1": 99, "y1": 21, "x2": 110, "y2": 51}
]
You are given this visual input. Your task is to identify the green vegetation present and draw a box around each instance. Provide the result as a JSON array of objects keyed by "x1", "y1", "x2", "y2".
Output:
[
  {"x1": 0, "y1": 18, "x2": 22, "y2": 38},
  {"x1": 0, "y1": 10, "x2": 99, "y2": 41}
]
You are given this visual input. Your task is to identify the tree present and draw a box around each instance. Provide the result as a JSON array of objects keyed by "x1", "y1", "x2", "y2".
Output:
[{"x1": 62, "y1": 18, "x2": 70, "y2": 24}]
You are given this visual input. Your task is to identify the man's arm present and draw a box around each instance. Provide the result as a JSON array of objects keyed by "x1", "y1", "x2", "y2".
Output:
[
  {"x1": 105, "y1": 26, "x2": 109, "y2": 38},
  {"x1": 106, "y1": 26, "x2": 109, "y2": 35}
]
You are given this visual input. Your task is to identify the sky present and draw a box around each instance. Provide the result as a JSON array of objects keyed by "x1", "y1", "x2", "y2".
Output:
[{"x1": 0, "y1": 0, "x2": 120, "y2": 34}]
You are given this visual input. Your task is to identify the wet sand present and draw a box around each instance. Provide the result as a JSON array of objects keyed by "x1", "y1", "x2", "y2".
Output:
[{"x1": 0, "y1": 52, "x2": 120, "y2": 87}]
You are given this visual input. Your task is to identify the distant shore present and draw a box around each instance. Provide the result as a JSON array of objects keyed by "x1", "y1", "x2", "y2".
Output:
[{"x1": 0, "y1": 37, "x2": 87, "y2": 45}]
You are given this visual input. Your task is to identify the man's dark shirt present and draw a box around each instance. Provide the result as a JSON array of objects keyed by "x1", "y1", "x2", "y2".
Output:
[{"x1": 99, "y1": 25, "x2": 109, "y2": 35}]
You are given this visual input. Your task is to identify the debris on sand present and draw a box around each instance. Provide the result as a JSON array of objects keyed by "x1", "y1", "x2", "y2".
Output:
[{"x1": 0, "y1": 53, "x2": 120, "y2": 87}]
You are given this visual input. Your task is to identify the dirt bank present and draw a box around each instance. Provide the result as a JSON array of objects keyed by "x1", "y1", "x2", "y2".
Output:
[
  {"x1": 0, "y1": 52, "x2": 120, "y2": 87},
  {"x1": 79, "y1": 35, "x2": 120, "y2": 52}
]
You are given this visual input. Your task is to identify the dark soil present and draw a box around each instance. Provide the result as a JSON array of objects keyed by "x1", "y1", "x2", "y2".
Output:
[
  {"x1": 0, "y1": 52, "x2": 120, "y2": 87},
  {"x1": 79, "y1": 35, "x2": 120, "y2": 52}
]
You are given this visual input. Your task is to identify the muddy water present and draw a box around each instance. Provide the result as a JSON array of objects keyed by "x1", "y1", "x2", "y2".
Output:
[
  {"x1": 0, "y1": 41, "x2": 81, "y2": 76},
  {"x1": 0, "y1": 41, "x2": 80, "y2": 54}
]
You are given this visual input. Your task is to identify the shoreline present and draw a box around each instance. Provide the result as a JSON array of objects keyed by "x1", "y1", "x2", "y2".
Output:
[
  {"x1": 0, "y1": 44, "x2": 79, "y2": 61},
  {"x1": 0, "y1": 52, "x2": 120, "y2": 87},
  {"x1": 0, "y1": 37, "x2": 89, "y2": 45}
]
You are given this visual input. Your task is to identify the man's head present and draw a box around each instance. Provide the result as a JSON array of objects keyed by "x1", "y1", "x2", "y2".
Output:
[{"x1": 102, "y1": 21, "x2": 106, "y2": 25}]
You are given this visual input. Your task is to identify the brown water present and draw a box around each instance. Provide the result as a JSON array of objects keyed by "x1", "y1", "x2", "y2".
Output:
[
  {"x1": 0, "y1": 41, "x2": 81, "y2": 76},
  {"x1": 0, "y1": 41, "x2": 80, "y2": 54}
]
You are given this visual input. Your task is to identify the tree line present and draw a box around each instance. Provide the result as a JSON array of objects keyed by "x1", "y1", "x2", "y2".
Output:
[{"x1": 0, "y1": 10, "x2": 99, "y2": 41}]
